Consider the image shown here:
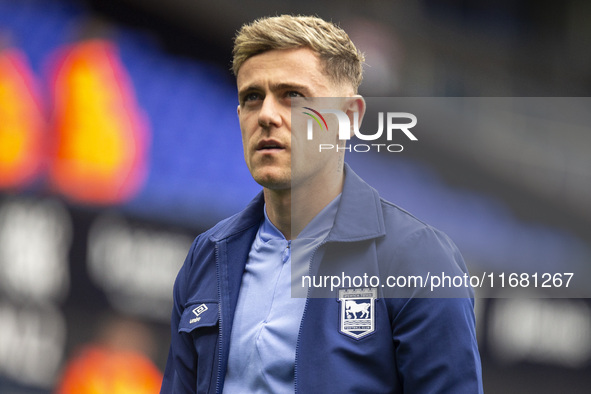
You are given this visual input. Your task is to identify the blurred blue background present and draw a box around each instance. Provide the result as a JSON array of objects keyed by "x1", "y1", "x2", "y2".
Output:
[{"x1": 0, "y1": 0, "x2": 590, "y2": 392}]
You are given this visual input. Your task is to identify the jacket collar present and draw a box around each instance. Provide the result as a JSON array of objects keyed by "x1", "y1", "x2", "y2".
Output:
[
  {"x1": 208, "y1": 192, "x2": 265, "y2": 242},
  {"x1": 209, "y1": 163, "x2": 385, "y2": 242},
  {"x1": 326, "y1": 163, "x2": 386, "y2": 242}
]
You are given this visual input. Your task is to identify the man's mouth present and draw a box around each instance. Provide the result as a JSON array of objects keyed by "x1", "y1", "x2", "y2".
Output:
[{"x1": 256, "y1": 140, "x2": 285, "y2": 151}]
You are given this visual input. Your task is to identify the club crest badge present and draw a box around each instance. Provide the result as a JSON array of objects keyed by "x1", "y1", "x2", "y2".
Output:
[{"x1": 338, "y1": 287, "x2": 378, "y2": 339}]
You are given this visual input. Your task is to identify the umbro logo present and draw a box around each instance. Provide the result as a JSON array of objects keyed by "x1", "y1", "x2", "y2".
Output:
[{"x1": 190, "y1": 303, "x2": 208, "y2": 324}]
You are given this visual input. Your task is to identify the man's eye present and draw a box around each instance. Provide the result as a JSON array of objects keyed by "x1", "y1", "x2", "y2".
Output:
[
  {"x1": 243, "y1": 93, "x2": 262, "y2": 104},
  {"x1": 286, "y1": 91, "x2": 304, "y2": 98}
]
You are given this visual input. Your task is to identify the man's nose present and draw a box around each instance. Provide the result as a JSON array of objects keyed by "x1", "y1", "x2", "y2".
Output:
[{"x1": 258, "y1": 96, "x2": 283, "y2": 129}]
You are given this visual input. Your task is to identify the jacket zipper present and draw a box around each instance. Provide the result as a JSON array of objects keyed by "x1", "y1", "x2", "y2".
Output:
[
  {"x1": 293, "y1": 239, "x2": 326, "y2": 394},
  {"x1": 214, "y1": 242, "x2": 223, "y2": 394}
]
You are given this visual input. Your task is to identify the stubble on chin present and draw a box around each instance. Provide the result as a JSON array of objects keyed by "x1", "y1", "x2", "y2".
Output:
[{"x1": 251, "y1": 168, "x2": 292, "y2": 190}]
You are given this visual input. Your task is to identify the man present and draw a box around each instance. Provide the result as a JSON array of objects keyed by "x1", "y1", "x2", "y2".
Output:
[{"x1": 161, "y1": 15, "x2": 482, "y2": 393}]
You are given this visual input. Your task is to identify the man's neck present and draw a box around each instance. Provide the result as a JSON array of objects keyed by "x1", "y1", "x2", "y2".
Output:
[{"x1": 263, "y1": 171, "x2": 345, "y2": 240}]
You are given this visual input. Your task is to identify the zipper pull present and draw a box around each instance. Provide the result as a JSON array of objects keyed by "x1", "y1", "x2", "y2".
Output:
[{"x1": 282, "y1": 240, "x2": 291, "y2": 263}]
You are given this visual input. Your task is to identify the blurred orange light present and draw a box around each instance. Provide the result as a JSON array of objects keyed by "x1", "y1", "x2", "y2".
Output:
[
  {"x1": 49, "y1": 39, "x2": 149, "y2": 205},
  {"x1": 55, "y1": 345, "x2": 163, "y2": 394},
  {"x1": 0, "y1": 48, "x2": 46, "y2": 189}
]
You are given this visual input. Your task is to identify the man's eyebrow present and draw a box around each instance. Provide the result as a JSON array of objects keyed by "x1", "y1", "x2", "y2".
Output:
[
  {"x1": 271, "y1": 82, "x2": 312, "y2": 95},
  {"x1": 238, "y1": 82, "x2": 312, "y2": 97},
  {"x1": 237, "y1": 84, "x2": 261, "y2": 98}
]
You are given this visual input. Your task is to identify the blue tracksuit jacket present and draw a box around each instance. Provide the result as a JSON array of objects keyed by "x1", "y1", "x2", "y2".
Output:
[{"x1": 161, "y1": 164, "x2": 483, "y2": 393}]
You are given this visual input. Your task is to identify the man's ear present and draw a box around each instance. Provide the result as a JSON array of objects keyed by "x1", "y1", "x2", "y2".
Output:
[
  {"x1": 345, "y1": 95, "x2": 366, "y2": 139},
  {"x1": 237, "y1": 104, "x2": 241, "y2": 117}
]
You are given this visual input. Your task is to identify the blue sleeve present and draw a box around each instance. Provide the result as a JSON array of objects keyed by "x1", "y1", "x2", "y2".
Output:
[
  {"x1": 161, "y1": 241, "x2": 198, "y2": 394},
  {"x1": 392, "y1": 297, "x2": 483, "y2": 393},
  {"x1": 388, "y1": 227, "x2": 483, "y2": 393},
  {"x1": 392, "y1": 227, "x2": 483, "y2": 394}
]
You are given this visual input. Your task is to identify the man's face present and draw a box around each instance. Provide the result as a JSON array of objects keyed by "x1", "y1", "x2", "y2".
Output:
[{"x1": 236, "y1": 47, "x2": 350, "y2": 191}]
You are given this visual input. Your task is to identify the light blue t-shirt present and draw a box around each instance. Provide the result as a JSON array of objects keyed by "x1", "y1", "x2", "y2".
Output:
[{"x1": 223, "y1": 195, "x2": 341, "y2": 393}]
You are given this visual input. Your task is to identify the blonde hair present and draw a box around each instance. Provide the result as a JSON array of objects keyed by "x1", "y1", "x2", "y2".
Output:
[{"x1": 232, "y1": 15, "x2": 364, "y2": 92}]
